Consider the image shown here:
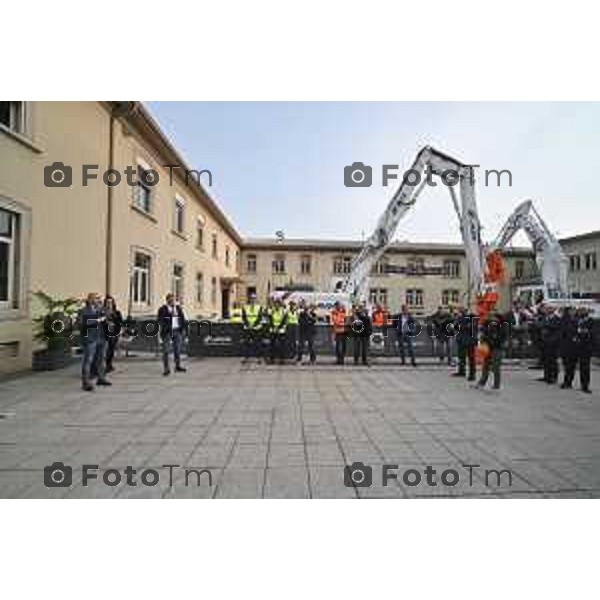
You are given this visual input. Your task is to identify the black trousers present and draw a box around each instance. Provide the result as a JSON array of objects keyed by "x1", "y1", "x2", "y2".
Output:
[
  {"x1": 562, "y1": 352, "x2": 577, "y2": 386},
  {"x1": 242, "y1": 329, "x2": 263, "y2": 359},
  {"x1": 457, "y1": 343, "x2": 476, "y2": 380},
  {"x1": 563, "y1": 352, "x2": 591, "y2": 390},
  {"x1": 580, "y1": 352, "x2": 592, "y2": 391},
  {"x1": 298, "y1": 333, "x2": 316, "y2": 363},
  {"x1": 543, "y1": 346, "x2": 559, "y2": 383},
  {"x1": 334, "y1": 333, "x2": 346, "y2": 364},
  {"x1": 270, "y1": 333, "x2": 287, "y2": 362},
  {"x1": 353, "y1": 336, "x2": 369, "y2": 364},
  {"x1": 105, "y1": 336, "x2": 118, "y2": 370}
]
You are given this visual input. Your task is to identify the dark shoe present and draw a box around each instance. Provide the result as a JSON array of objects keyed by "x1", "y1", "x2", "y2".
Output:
[
  {"x1": 401, "y1": 360, "x2": 406, "y2": 366},
  {"x1": 105, "y1": 365, "x2": 114, "y2": 373},
  {"x1": 560, "y1": 383, "x2": 572, "y2": 389},
  {"x1": 96, "y1": 379, "x2": 112, "y2": 386},
  {"x1": 82, "y1": 382, "x2": 94, "y2": 392},
  {"x1": 175, "y1": 366, "x2": 187, "y2": 372},
  {"x1": 452, "y1": 372, "x2": 466, "y2": 377},
  {"x1": 163, "y1": 369, "x2": 170, "y2": 376},
  {"x1": 411, "y1": 362, "x2": 417, "y2": 367},
  {"x1": 582, "y1": 388, "x2": 592, "y2": 394},
  {"x1": 467, "y1": 376, "x2": 476, "y2": 382}
]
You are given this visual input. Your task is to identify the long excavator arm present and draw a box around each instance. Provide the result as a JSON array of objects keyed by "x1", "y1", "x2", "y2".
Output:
[
  {"x1": 339, "y1": 146, "x2": 484, "y2": 302},
  {"x1": 489, "y1": 199, "x2": 569, "y2": 297}
]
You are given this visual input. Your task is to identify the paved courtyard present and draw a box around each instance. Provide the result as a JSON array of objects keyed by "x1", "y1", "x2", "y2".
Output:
[{"x1": 0, "y1": 357, "x2": 599, "y2": 498}]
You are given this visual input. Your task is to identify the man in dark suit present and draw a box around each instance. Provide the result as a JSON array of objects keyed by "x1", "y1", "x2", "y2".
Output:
[
  {"x1": 396, "y1": 304, "x2": 417, "y2": 366},
  {"x1": 540, "y1": 306, "x2": 561, "y2": 384},
  {"x1": 158, "y1": 293, "x2": 187, "y2": 376},
  {"x1": 453, "y1": 306, "x2": 477, "y2": 381},
  {"x1": 575, "y1": 307, "x2": 594, "y2": 394},
  {"x1": 80, "y1": 292, "x2": 112, "y2": 391},
  {"x1": 352, "y1": 302, "x2": 372, "y2": 366}
]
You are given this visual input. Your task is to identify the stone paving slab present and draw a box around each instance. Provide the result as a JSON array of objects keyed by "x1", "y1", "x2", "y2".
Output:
[{"x1": 0, "y1": 357, "x2": 599, "y2": 499}]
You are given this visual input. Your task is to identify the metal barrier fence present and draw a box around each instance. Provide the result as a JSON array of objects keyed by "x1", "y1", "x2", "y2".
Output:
[{"x1": 108, "y1": 320, "x2": 600, "y2": 360}]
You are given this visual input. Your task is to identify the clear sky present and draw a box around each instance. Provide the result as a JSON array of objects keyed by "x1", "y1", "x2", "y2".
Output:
[{"x1": 147, "y1": 102, "x2": 600, "y2": 245}]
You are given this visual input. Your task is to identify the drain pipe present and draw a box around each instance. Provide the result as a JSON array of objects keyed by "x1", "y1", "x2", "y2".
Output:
[{"x1": 105, "y1": 101, "x2": 137, "y2": 296}]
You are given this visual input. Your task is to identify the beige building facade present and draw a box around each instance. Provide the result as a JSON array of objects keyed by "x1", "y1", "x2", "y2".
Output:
[
  {"x1": 0, "y1": 101, "x2": 242, "y2": 375},
  {"x1": 241, "y1": 239, "x2": 537, "y2": 316},
  {"x1": 559, "y1": 231, "x2": 600, "y2": 299}
]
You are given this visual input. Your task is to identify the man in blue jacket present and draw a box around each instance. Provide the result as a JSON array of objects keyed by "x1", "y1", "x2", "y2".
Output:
[{"x1": 80, "y1": 292, "x2": 112, "y2": 391}]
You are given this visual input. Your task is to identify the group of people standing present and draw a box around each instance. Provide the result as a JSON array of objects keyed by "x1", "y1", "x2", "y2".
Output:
[
  {"x1": 78, "y1": 289, "x2": 594, "y2": 396},
  {"x1": 79, "y1": 292, "x2": 187, "y2": 391},
  {"x1": 528, "y1": 304, "x2": 594, "y2": 393},
  {"x1": 232, "y1": 294, "x2": 318, "y2": 365}
]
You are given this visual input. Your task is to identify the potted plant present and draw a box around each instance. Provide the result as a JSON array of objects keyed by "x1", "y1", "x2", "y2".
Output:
[{"x1": 32, "y1": 291, "x2": 81, "y2": 371}]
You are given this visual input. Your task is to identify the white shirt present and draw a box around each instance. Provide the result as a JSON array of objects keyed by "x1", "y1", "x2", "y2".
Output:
[{"x1": 168, "y1": 305, "x2": 180, "y2": 330}]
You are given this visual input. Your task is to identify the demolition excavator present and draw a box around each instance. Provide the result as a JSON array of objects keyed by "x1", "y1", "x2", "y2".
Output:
[
  {"x1": 479, "y1": 199, "x2": 570, "y2": 318},
  {"x1": 278, "y1": 146, "x2": 580, "y2": 319}
]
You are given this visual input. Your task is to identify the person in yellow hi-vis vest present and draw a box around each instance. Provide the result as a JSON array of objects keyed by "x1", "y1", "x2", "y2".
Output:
[
  {"x1": 241, "y1": 293, "x2": 264, "y2": 363},
  {"x1": 287, "y1": 300, "x2": 299, "y2": 361},
  {"x1": 269, "y1": 298, "x2": 289, "y2": 364},
  {"x1": 230, "y1": 301, "x2": 243, "y2": 324}
]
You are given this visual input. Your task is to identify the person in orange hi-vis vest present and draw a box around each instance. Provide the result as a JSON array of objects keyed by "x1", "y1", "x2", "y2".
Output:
[
  {"x1": 331, "y1": 301, "x2": 348, "y2": 365},
  {"x1": 372, "y1": 303, "x2": 384, "y2": 328}
]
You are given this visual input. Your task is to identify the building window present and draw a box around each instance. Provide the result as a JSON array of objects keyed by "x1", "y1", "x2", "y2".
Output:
[
  {"x1": 333, "y1": 255, "x2": 352, "y2": 274},
  {"x1": 373, "y1": 259, "x2": 388, "y2": 276},
  {"x1": 132, "y1": 251, "x2": 151, "y2": 305},
  {"x1": 211, "y1": 277, "x2": 217, "y2": 305},
  {"x1": 569, "y1": 255, "x2": 581, "y2": 271},
  {"x1": 247, "y1": 254, "x2": 257, "y2": 274},
  {"x1": 585, "y1": 252, "x2": 597, "y2": 270},
  {"x1": 407, "y1": 257, "x2": 425, "y2": 276},
  {"x1": 300, "y1": 254, "x2": 312, "y2": 275},
  {"x1": 443, "y1": 259, "x2": 460, "y2": 279},
  {"x1": 134, "y1": 165, "x2": 153, "y2": 213},
  {"x1": 0, "y1": 208, "x2": 18, "y2": 309},
  {"x1": 196, "y1": 220, "x2": 204, "y2": 250},
  {"x1": 174, "y1": 197, "x2": 185, "y2": 234},
  {"x1": 172, "y1": 263, "x2": 184, "y2": 302},
  {"x1": 406, "y1": 288, "x2": 424, "y2": 307},
  {"x1": 0, "y1": 101, "x2": 25, "y2": 134},
  {"x1": 195, "y1": 272, "x2": 204, "y2": 305},
  {"x1": 441, "y1": 289, "x2": 460, "y2": 307},
  {"x1": 272, "y1": 253, "x2": 286, "y2": 274},
  {"x1": 225, "y1": 245, "x2": 230, "y2": 267},
  {"x1": 515, "y1": 260, "x2": 525, "y2": 280},
  {"x1": 369, "y1": 288, "x2": 388, "y2": 306},
  {"x1": 246, "y1": 286, "x2": 257, "y2": 301},
  {"x1": 212, "y1": 234, "x2": 218, "y2": 259}
]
